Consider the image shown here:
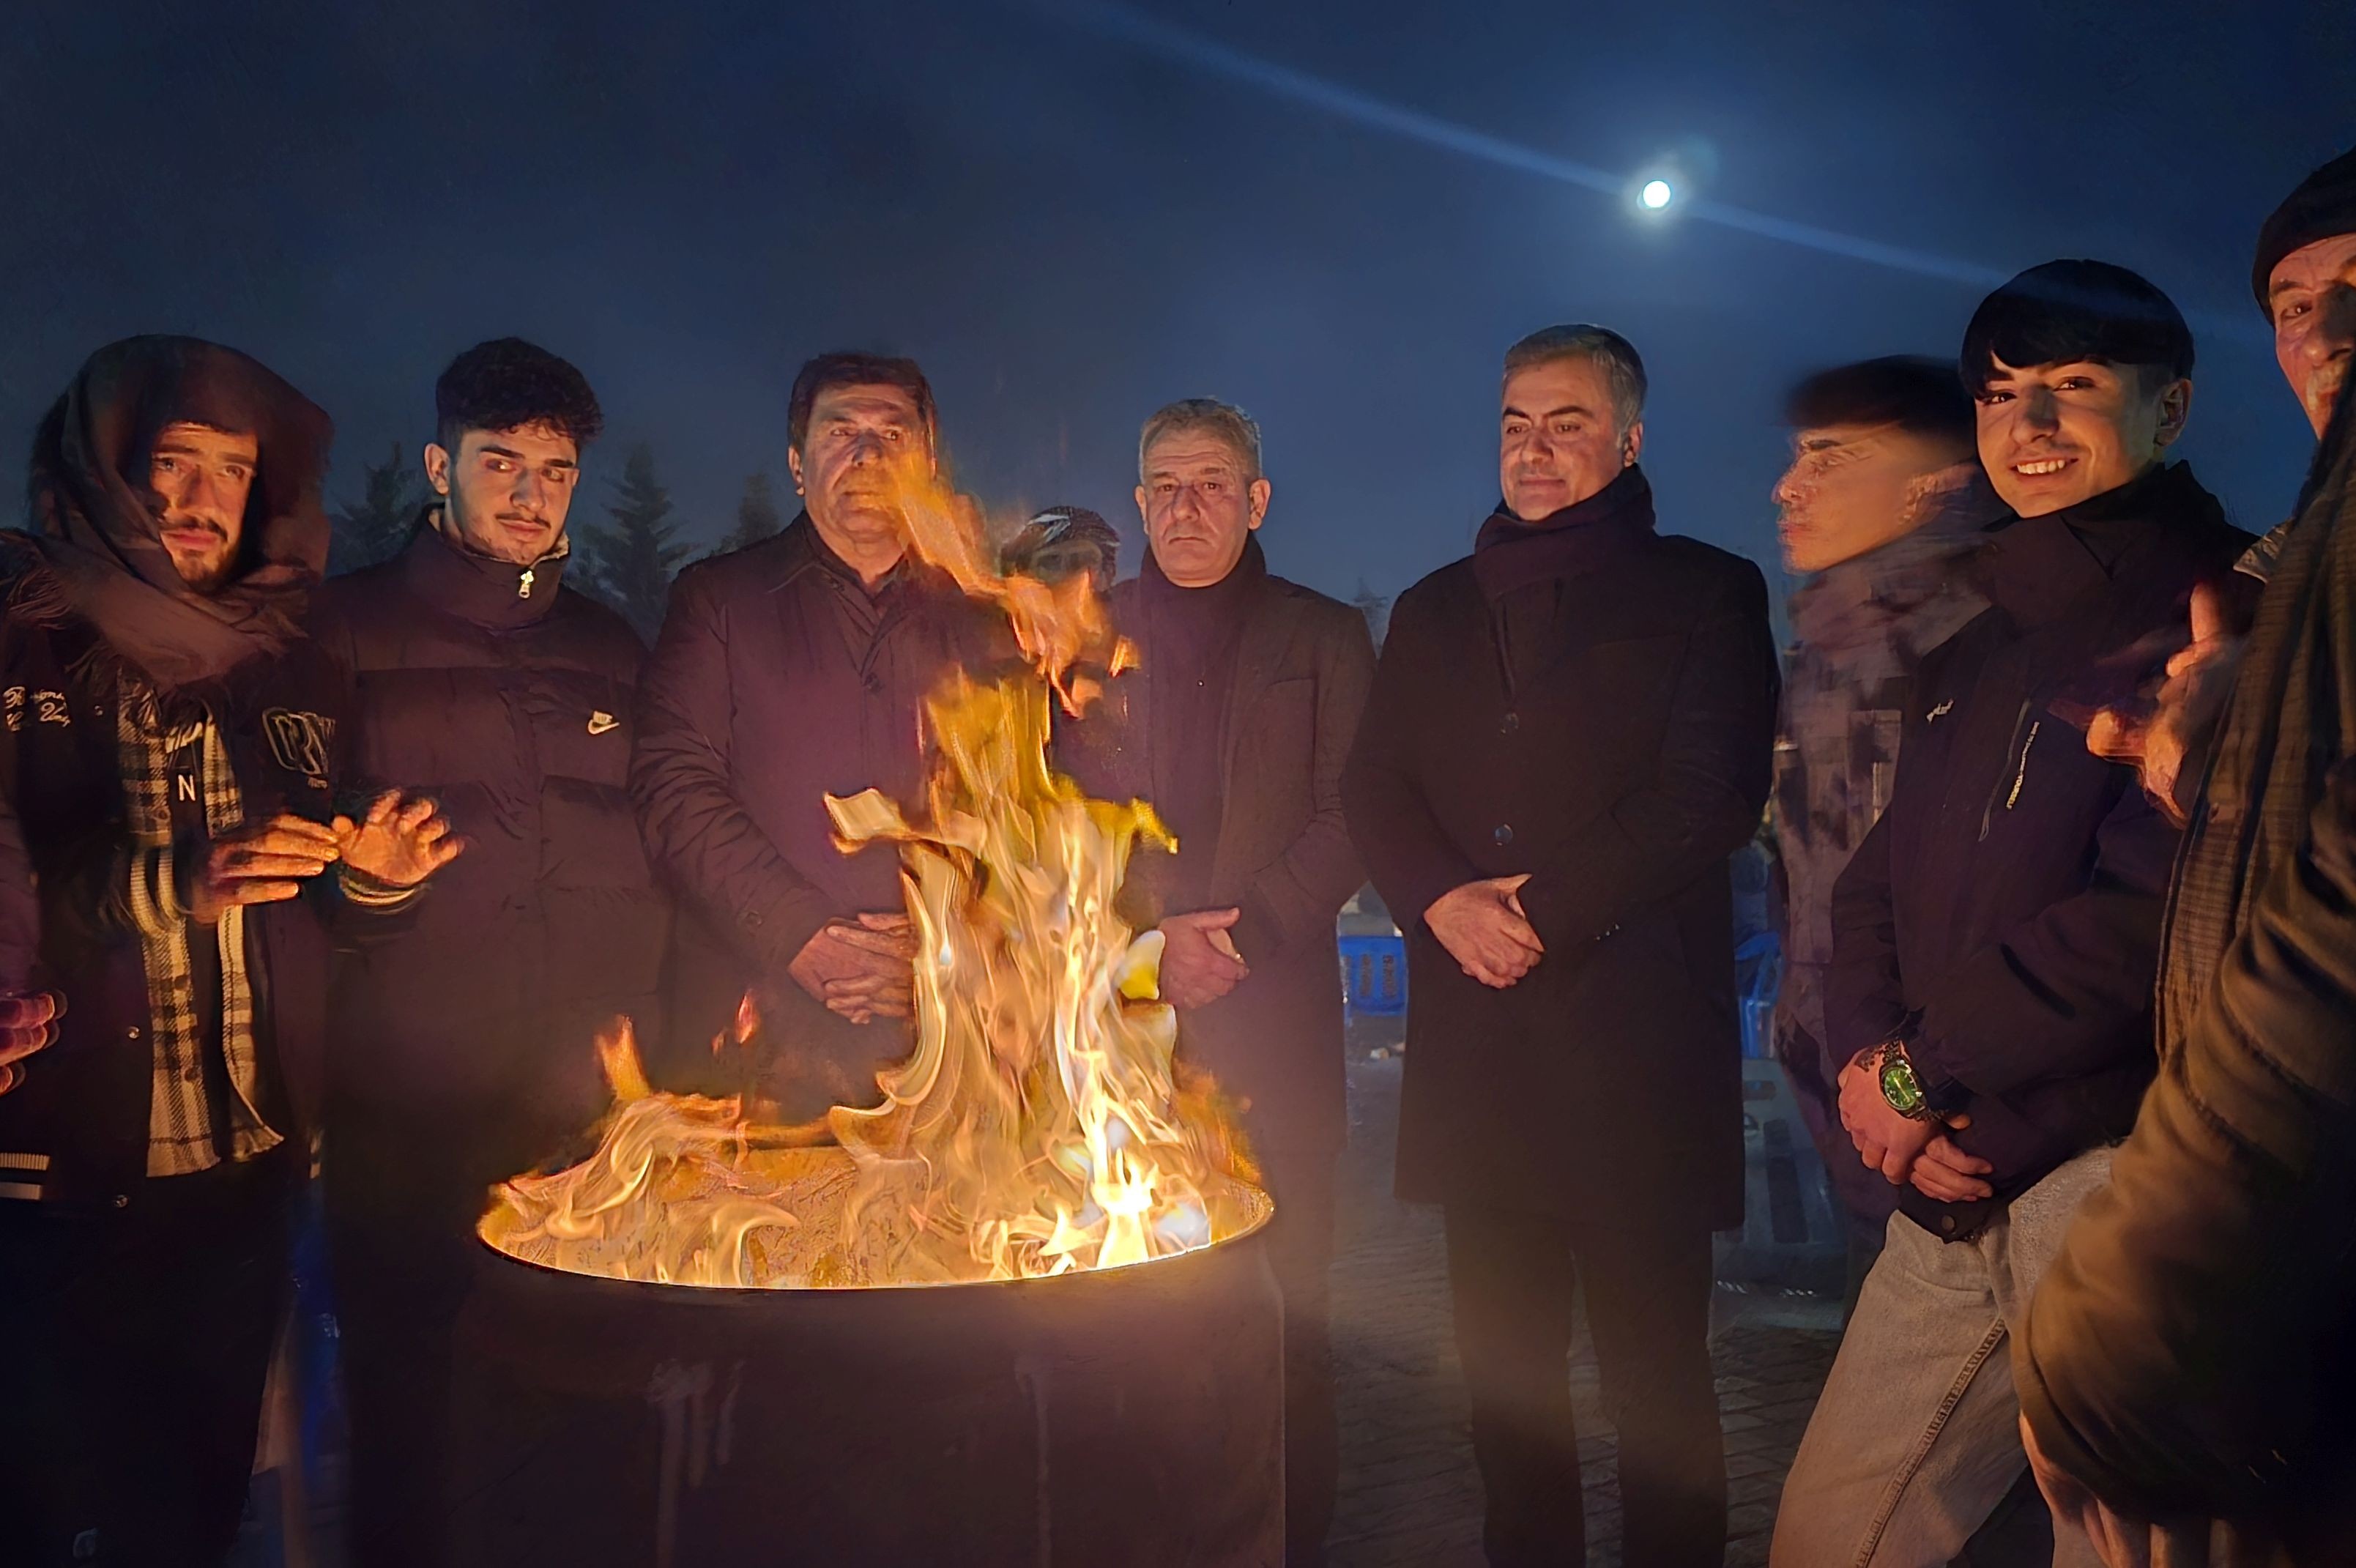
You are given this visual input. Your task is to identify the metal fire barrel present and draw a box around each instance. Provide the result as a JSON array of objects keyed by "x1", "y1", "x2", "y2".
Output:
[{"x1": 447, "y1": 1216, "x2": 1285, "y2": 1568}]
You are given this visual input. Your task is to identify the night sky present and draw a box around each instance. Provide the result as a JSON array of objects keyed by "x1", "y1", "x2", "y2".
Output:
[{"x1": 6, "y1": 0, "x2": 2352, "y2": 609}]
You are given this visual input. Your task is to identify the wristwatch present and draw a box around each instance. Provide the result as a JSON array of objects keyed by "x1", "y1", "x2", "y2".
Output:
[{"x1": 1874, "y1": 1038, "x2": 1937, "y2": 1122}]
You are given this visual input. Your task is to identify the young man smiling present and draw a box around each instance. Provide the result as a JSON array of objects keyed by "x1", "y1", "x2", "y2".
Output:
[
  {"x1": 308, "y1": 338, "x2": 668, "y2": 1567},
  {"x1": 1770, "y1": 262, "x2": 2253, "y2": 1566}
]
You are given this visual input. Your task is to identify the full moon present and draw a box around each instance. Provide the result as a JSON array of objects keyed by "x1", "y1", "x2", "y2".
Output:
[{"x1": 1640, "y1": 179, "x2": 1674, "y2": 210}]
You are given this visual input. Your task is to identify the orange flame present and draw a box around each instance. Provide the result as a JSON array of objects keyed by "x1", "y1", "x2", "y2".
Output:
[{"x1": 478, "y1": 458, "x2": 1260, "y2": 1288}]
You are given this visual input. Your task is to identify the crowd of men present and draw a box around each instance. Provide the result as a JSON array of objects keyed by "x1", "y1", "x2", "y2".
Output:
[{"x1": 0, "y1": 142, "x2": 2348, "y2": 1568}]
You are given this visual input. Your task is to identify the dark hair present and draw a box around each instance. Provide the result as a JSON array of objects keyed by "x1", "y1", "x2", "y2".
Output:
[
  {"x1": 1959, "y1": 260, "x2": 2193, "y2": 397},
  {"x1": 1783, "y1": 356, "x2": 1974, "y2": 447},
  {"x1": 1502, "y1": 324, "x2": 1647, "y2": 430},
  {"x1": 1003, "y1": 505, "x2": 1121, "y2": 584},
  {"x1": 787, "y1": 352, "x2": 936, "y2": 453},
  {"x1": 434, "y1": 338, "x2": 603, "y2": 451}
]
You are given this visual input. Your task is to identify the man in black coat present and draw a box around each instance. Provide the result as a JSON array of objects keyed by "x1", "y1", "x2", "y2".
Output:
[
  {"x1": 1055, "y1": 398, "x2": 1373, "y2": 1566},
  {"x1": 0, "y1": 337, "x2": 455, "y2": 1567},
  {"x1": 1771, "y1": 263, "x2": 2254, "y2": 1566},
  {"x1": 1342, "y1": 324, "x2": 1779, "y2": 1568},
  {"x1": 633, "y1": 353, "x2": 1006, "y2": 1118},
  {"x1": 308, "y1": 339, "x2": 668, "y2": 1567}
]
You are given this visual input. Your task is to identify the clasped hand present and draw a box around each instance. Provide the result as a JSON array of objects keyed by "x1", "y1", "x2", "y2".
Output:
[
  {"x1": 1836, "y1": 1049, "x2": 1992, "y2": 1203},
  {"x1": 1425, "y1": 875, "x2": 1542, "y2": 988},
  {"x1": 790, "y1": 913, "x2": 918, "y2": 1025},
  {"x1": 1158, "y1": 908, "x2": 1249, "y2": 1010}
]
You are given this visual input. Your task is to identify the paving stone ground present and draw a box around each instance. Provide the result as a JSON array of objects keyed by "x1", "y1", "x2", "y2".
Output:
[{"x1": 1326, "y1": 1036, "x2": 1842, "y2": 1568}]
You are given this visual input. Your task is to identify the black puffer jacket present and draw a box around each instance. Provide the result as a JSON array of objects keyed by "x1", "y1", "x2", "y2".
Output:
[{"x1": 307, "y1": 519, "x2": 666, "y2": 1175}]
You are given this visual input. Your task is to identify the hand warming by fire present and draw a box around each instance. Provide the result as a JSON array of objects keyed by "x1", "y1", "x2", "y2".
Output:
[{"x1": 481, "y1": 463, "x2": 1264, "y2": 1288}]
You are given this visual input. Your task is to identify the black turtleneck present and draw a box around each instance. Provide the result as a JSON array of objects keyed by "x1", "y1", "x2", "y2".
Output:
[
  {"x1": 1140, "y1": 534, "x2": 1268, "y2": 906},
  {"x1": 1984, "y1": 461, "x2": 2225, "y2": 629},
  {"x1": 401, "y1": 508, "x2": 571, "y2": 628}
]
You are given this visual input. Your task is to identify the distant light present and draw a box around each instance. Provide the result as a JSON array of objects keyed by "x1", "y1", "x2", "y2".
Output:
[{"x1": 1640, "y1": 179, "x2": 1674, "y2": 210}]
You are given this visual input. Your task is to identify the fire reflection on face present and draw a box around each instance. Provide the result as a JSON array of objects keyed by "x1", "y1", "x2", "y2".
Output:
[{"x1": 480, "y1": 466, "x2": 1263, "y2": 1288}]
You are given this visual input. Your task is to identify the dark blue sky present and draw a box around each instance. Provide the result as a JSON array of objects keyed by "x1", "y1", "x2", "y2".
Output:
[{"x1": 5, "y1": 0, "x2": 2351, "y2": 606}]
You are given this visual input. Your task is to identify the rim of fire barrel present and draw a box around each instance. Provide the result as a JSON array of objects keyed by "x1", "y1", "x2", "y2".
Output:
[{"x1": 473, "y1": 1173, "x2": 1275, "y2": 1298}]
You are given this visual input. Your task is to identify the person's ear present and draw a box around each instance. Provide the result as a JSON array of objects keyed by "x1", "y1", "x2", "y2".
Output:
[
  {"x1": 1246, "y1": 478, "x2": 1271, "y2": 530},
  {"x1": 787, "y1": 445, "x2": 806, "y2": 496},
  {"x1": 2154, "y1": 378, "x2": 2193, "y2": 450},
  {"x1": 1134, "y1": 485, "x2": 1151, "y2": 529},
  {"x1": 423, "y1": 442, "x2": 453, "y2": 498},
  {"x1": 1621, "y1": 420, "x2": 1646, "y2": 467}
]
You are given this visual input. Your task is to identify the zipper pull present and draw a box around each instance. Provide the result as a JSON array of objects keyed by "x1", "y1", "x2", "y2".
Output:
[{"x1": 518, "y1": 567, "x2": 535, "y2": 599}]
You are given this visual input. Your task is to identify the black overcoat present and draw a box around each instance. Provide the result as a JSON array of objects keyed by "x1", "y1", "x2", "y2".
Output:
[
  {"x1": 631, "y1": 515, "x2": 1008, "y2": 1115},
  {"x1": 308, "y1": 521, "x2": 669, "y2": 1176},
  {"x1": 1056, "y1": 560, "x2": 1375, "y2": 1158},
  {"x1": 1342, "y1": 487, "x2": 1778, "y2": 1229}
]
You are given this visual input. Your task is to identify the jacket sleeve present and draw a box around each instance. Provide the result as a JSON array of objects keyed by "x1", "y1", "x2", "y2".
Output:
[
  {"x1": 631, "y1": 568, "x2": 839, "y2": 978},
  {"x1": 1512, "y1": 560, "x2": 1780, "y2": 948},
  {"x1": 2016, "y1": 761, "x2": 2356, "y2": 1519},
  {"x1": 0, "y1": 736, "x2": 36, "y2": 994},
  {"x1": 1339, "y1": 586, "x2": 1487, "y2": 930},
  {"x1": 1231, "y1": 607, "x2": 1376, "y2": 962},
  {"x1": 1906, "y1": 770, "x2": 2178, "y2": 1099},
  {"x1": 1826, "y1": 806, "x2": 1909, "y2": 1065}
]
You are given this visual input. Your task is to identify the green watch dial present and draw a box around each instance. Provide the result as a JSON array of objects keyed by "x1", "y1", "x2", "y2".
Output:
[{"x1": 1879, "y1": 1049, "x2": 1930, "y2": 1118}]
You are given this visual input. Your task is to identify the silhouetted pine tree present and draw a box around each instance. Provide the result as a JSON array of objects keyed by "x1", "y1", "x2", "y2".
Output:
[
  {"x1": 713, "y1": 471, "x2": 785, "y2": 556},
  {"x1": 329, "y1": 441, "x2": 423, "y2": 574},
  {"x1": 579, "y1": 443, "x2": 689, "y2": 641}
]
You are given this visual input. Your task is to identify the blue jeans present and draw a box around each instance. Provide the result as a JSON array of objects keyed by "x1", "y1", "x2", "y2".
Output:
[{"x1": 1772, "y1": 1148, "x2": 2114, "y2": 1568}]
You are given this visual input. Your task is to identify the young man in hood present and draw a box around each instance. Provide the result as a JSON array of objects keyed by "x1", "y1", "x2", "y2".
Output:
[
  {"x1": 307, "y1": 338, "x2": 669, "y2": 1567},
  {"x1": 1344, "y1": 325, "x2": 1779, "y2": 1567},
  {"x1": 1770, "y1": 263, "x2": 2253, "y2": 1566},
  {"x1": 0, "y1": 336, "x2": 456, "y2": 1567},
  {"x1": 1769, "y1": 355, "x2": 1997, "y2": 1313}
]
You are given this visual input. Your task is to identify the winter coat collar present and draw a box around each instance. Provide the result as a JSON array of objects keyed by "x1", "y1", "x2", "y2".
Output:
[
  {"x1": 1980, "y1": 461, "x2": 2225, "y2": 629},
  {"x1": 402, "y1": 506, "x2": 571, "y2": 628},
  {"x1": 1471, "y1": 464, "x2": 1657, "y2": 601}
]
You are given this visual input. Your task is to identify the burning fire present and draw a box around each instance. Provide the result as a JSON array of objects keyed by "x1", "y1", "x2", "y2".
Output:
[{"x1": 481, "y1": 463, "x2": 1263, "y2": 1288}]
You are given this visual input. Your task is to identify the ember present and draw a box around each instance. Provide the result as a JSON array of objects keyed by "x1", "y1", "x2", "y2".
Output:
[{"x1": 480, "y1": 466, "x2": 1266, "y2": 1287}]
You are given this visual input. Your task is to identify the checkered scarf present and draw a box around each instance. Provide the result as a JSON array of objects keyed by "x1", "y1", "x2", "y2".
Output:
[{"x1": 117, "y1": 675, "x2": 282, "y2": 1175}]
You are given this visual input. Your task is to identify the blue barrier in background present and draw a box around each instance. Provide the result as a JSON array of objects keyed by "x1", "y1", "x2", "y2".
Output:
[
  {"x1": 1338, "y1": 932, "x2": 1408, "y2": 1017},
  {"x1": 1736, "y1": 929, "x2": 1781, "y2": 1060}
]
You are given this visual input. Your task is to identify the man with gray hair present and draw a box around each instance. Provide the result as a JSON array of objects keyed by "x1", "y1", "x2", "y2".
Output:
[
  {"x1": 1343, "y1": 326, "x2": 1778, "y2": 1566},
  {"x1": 1056, "y1": 396, "x2": 1374, "y2": 1565}
]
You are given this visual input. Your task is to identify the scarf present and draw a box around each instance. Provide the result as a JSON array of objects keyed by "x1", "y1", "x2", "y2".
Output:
[
  {"x1": 2160, "y1": 390, "x2": 2356, "y2": 1054},
  {"x1": 1138, "y1": 533, "x2": 1268, "y2": 901},
  {"x1": 16, "y1": 336, "x2": 330, "y2": 694},
  {"x1": 1472, "y1": 464, "x2": 1658, "y2": 601}
]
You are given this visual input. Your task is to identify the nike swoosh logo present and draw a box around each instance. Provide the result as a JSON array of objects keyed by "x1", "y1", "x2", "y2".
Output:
[{"x1": 587, "y1": 711, "x2": 620, "y2": 735}]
